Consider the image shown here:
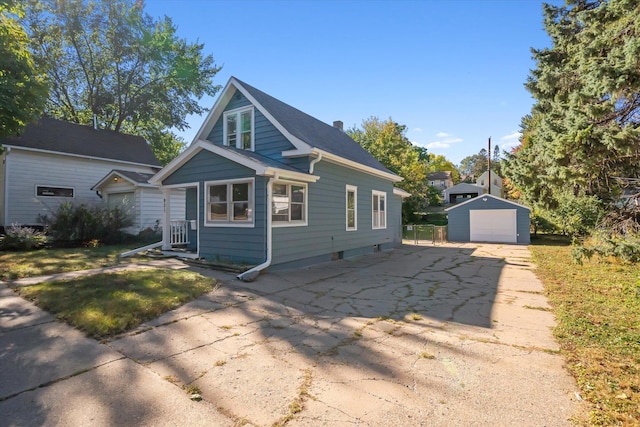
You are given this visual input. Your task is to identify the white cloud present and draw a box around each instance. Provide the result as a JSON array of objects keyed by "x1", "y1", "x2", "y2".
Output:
[
  {"x1": 499, "y1": 131, "x2": 522, "y2": 151},
  {"x1": 426, "y1": 141, "x2": 451, "y2": 149},
  {"x1": 424, "y1": 137, "x2": 463, "y2": 150},
  {"x1": 413, "y1": 127, "x2": 423, "y2": 132},
  {"x1": 500, "y1": 131, "x2": 521, "y2": 141},
  {"x1": 436, "y1": 132, "x2": 449, "y2": 138}
]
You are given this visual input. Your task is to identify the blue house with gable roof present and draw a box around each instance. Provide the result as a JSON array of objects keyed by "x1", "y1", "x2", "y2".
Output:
[{"x1": 151, "y1": 77, "x2": 409, "y2": 280}]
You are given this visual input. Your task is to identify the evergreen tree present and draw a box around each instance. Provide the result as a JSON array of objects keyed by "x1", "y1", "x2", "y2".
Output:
[{"x1": 503, "y1": 0, "x2": 640, "y2": 236}]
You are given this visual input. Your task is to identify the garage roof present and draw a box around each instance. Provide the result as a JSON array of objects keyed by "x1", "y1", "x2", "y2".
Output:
[{"x1": 445, "y1": 194, "x2": 530, "y2": 211}]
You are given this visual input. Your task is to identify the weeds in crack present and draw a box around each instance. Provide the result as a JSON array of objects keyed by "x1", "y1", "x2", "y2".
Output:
[
  {"x1": 418, "y1": 351, "x2": 436, "y2": 359},
  {"x1": 523, "y1": 305, "x2": 551, "y2": 312},
  {"x1": 272, "y1": 368, "x2": 313, "y2": 427},
  {"x1": 408, "y1": 312, "x2": 423, "y2": 321}
]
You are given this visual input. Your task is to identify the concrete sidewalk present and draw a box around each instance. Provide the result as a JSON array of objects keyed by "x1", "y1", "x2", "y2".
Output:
[{"x1": 0, "y1": 244, "x2": 583, "y2": 426}]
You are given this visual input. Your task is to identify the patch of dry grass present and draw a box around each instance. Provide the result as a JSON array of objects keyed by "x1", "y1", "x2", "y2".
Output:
[{"x1": 531, "y1": 239, "x2": 640, "y2": 425}]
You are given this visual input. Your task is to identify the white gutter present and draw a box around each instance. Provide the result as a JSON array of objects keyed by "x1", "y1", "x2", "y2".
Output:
[
  {"x1": 237, "y1": 173, "x2": 277, "y2": 281},
  {"x1": 308, "y1": 152, "x2": 322, "y2": 174}
]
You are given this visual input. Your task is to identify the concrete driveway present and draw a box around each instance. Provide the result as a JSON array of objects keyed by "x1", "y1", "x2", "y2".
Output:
[{"x1": 0, "y1": 243, "x2": 582, "y2": 426}]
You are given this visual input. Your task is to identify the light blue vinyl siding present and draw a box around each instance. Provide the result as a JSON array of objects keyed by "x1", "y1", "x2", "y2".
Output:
[
  {"x1": 161, "y1": 149, "x2": 267, "y2": 264},
  {"x1": 390, "y1": 193, "x2": 403, "y2": 245},
  {"x1": 271, "y1": 160, "x2": 400, "y2": 268},
  {"x1": 205, "y1": 90, "x2": 299, "y2": 164},
  {"x1": 447, "y1": 196, "x2": 530, "y2": 244}
]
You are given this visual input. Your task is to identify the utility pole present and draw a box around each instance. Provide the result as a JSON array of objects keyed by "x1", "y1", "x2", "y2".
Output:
[{"x1": 488, "y1": 137, "x2": 491, "y2": 196}]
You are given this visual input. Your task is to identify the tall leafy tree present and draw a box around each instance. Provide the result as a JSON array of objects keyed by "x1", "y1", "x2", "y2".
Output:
[
  {"x1": 427, "y1": 154, "x2": 460, "y2": 183},
  {"x1": 347, "y1": 117, "x2": 429, "y2": 222},
  {"x1": 458, "y1": 149, "x2": 489, "y2": 180},
  {"x1": 0, "y1": 0, "x2": 47, "y2": 138},
  {"x1": 23, "y1": 0, "x2": 221, "y2": 164}
]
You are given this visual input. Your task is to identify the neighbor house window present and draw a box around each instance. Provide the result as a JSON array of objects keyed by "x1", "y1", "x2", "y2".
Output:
[
  {"x1": 346, "y1": 185, "x2": 357, "y2": 231},
  {"x1": 272, "y1": 182, "x2": 307, "y2": 226},
  {"x1": 223, "y1": 106, "x2": 254, "y2": 150},
  {"x1": 372, "y1": 190, "x2": 386, "y2": 229},
  {"x1": 36, "y1": 185, "x2": 74, "y2": 197},
  {"x1": 205, "y1": 179, "x2": 254, "y2": 226}
]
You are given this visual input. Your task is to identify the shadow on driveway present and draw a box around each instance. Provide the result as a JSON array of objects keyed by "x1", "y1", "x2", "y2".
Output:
[{"x1": 0, "y1": 243, "x2": 579, "y2": 426}]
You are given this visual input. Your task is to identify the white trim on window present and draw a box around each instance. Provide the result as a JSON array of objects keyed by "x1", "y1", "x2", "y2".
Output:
[
  {"x1": 223, "y1": 106, "x2": 255, "y2": 151},
  {"x1": 204, "y1": 178, "x2": 255, "y2": 227},
  {"x1": 346, "y1": 185, "x2": 357, "y2": 231},
  {"x1": 272, "y1": 180, "x2": 308, "y2": 227},
  {"x1": 35, "y1": 185, "x2": 75, "y2": 198},
  {"x1": 372, "y1": 190, "x2": 387, "y2": 230}
]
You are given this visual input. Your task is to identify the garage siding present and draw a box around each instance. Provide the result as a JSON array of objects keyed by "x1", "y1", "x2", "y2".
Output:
[{"x1": 447, "y1": 195, "x2": 530, "y2": 244}]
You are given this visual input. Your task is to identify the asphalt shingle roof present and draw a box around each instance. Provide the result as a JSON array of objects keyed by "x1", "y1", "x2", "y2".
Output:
[
  {"x1": 234, "y1": 78, "x2": 394, "y2": 176},
  {"x1": 428, "y1": 171, "x2": 452, "y2": 180},
  {"x1": 211, "y1": 142, "x2": 308, "y2": 174},
  {"x1": 112, "y1": 170, "x2": 157, "y2": 184},
  {"x1": 1, "y1": 117, "x2": 161, "y2": 167}
]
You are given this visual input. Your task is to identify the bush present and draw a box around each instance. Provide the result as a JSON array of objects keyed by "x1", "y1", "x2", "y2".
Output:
[
  {"x1": 572, "y1": 233, "x2": 640, "y2": 264},
  {"x1": 0, "y1": 224, "x2": 49, "y2": 250},
  {"x1": 40, "y1": 202, "x2": 133, "y2": 246}
]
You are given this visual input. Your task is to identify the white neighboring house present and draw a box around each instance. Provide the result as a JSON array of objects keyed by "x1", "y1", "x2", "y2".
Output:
[
  {"x1": 91, "y1": 170, "x2": 186, "y2": 235},
  {"x1": 0, "y1": 117, "x2": 185, "y2": 232},
  {"x1": 476, "y1": 170, "x2": 503, "y2": 198},
  {"x1": 443, "y1": 170, "x2": 503, "y2": 204}
]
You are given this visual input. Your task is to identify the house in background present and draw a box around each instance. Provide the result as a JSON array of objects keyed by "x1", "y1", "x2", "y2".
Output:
[
  {"x1": 0, "y1": 117, "x2": 184, "y2": 231},
  {"x1": 443, "y1": 170, "x2": 503, "y2": 204},
  {"x1": 427, "y1": 171, "x2": 453, "y2": 190},
  {"x1": 151, "y1": 77, "x2": 409, "y2": 280},
  {"x1": 476, "y1": 170, "x2": 503, "y2": 198}
]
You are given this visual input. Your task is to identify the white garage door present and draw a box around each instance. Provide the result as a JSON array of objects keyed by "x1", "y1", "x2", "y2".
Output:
[{"x1": 469, "y1": 209, "x2": 517, "y2": 243}]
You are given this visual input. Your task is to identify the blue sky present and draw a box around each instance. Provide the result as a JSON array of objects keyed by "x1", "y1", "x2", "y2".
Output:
[{"x1": 144, "y1": 0, "x2": 557, "y2": 164}]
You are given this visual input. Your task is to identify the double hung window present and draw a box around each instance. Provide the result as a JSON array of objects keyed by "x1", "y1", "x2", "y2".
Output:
[
  {"x1": 205, "y1": 179, "x2": 254, "y2": 226},
  {"x1": 272, "y1": 182, "x2": 307, "y2": 226},
  {"x1": 372, "y1": 190, "x2": 386, "y2": 229},
  {"x1": 224, "y1": 106, "x2": 254, "y2": 150},
  {"x1": 346, "y1": 185, "x2": 357, "y2": 231}
]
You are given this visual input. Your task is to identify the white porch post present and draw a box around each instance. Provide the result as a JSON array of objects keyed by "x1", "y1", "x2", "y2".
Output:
[{"x1": 162, "y1": 188, "x2": 172, "y2": 250}]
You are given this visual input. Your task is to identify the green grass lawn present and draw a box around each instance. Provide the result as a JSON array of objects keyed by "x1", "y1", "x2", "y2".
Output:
[
  {"x1": 0, "y1": 245, "x2": 146, "y2": 280},
  {"x1": 531, "y1": 237, "x2": 640, "y2": 425},
  {"x1": 16, "y1": 269, "x2": 217, "y2": 338}
]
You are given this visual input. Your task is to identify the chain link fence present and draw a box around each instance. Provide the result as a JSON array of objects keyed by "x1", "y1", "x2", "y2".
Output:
[{"x1": 403, "y1": 224, "x2": 448, "y2": 245}]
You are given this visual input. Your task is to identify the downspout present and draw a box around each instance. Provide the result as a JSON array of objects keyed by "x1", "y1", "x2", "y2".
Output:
[
  {"x1": 237, "y1": 173, "x2": 277, "y2": 282},
  {"x1": 309, "y1": 152, "x2": 322, "y2": 174},
  {"x1": 3, "y1": 147, "x2": 10, "y2": 227}
]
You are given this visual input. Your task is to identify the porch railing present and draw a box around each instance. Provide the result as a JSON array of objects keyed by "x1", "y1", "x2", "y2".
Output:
[{"x1": 169, "y1": 220, "x2": 190, "y2": 245}]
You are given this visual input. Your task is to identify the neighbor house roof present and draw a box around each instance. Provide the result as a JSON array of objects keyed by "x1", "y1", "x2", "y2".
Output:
[
  {"x1": 1, "y1": 117, "x2": 161, "y2": 167},
  {"x1": 193, "y1": 77, "x2": 400, "y2": 182},
  {"x1": 92, "y1": 169, "x2": 159, "y2": 190},
  {"x1": 427, "y1": 171, "x2": 452, "y2": 180},
  {"x1": 445, "y1": 194, "x2": 530, "y2": 211},
  {"x1": 444, "y1": 182, "x2": 484, "y2": 194}
]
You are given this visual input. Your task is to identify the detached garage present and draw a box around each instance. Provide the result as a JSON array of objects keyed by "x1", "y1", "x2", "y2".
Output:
[{"x1": 445, "y1": 194, "x2": 530, "y2": 244}]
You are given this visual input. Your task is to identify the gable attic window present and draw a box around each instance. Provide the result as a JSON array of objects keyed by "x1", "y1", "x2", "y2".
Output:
[
  {"x1": 36, "y1": 185, "x2": 74, "y2": 198},
  {"x1": 205, "y1": 178, "x2": 254, "y2": 227},
  {"x1": 272, "y1": 181, "x2": 307, "y2": 226},
  {"x1": 224, "y1": 106, "x2": 254, "y2": 150}
]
